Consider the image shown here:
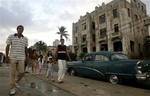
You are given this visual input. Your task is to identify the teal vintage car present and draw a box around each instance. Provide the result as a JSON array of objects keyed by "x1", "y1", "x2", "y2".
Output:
[{"x1": 67, "y1": 51, "x2": 150, "y2": 84}]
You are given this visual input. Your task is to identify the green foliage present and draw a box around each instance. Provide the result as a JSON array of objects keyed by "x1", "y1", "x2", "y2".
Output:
[
  {"x1": 34, "y1": 40, "x2": 47, "y2": 55},
  {"x1": 34, "y1": 41, "x2": 47, "y2": 52},
  {"x1": 56, "y1": 26, "x2": 69, "y2": 40},
  {"x1": 79, "y1": 53, "x2": 85, "y2": 59},
  {"x1": 69, "y1": 52, "x2": 77, "y2": 61},
  {"x1": 28, "y1": 47, "x2": 33, "y2": 57}
]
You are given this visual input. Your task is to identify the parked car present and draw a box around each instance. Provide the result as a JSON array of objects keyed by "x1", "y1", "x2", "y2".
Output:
[{"x1": 67, "y1": 51, "x2": 150, "y2": 84}]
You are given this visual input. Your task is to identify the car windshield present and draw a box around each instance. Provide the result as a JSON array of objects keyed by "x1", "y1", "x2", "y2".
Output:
[{"x1": 111, "y1": 54, "x2": 128, "y2": 61}]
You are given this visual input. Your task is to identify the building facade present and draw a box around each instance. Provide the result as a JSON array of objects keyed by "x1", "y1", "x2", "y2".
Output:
[
  {"x1": 72, "y1": 0, "x2": 149, "y2": 58},
  {"x1": 53, "y1": 39, "x2": 60, "y2": 47}
]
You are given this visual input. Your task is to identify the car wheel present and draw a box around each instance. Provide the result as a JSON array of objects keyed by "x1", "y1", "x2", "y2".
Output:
[
  {"x1": 69, "y1": 68, "x2": 77, "y2": 76},
  {"x1": 107, "y1": 75, "x2": 122, "y2": 84}
]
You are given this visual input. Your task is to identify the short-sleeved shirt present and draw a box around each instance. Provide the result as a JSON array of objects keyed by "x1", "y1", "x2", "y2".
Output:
[
  {"x1": 47, "y1": 56, "x2": 53, "y2": 63},
  {"x1": 6, "y1": 34, "x2": 28, "y2": 60},
  {"x1": 57, "y1": 45, "x2": 67, "y2": 60}
]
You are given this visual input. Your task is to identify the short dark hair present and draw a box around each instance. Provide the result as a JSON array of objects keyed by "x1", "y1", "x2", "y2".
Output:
[
  {"x1": 60, "y1": 38, "x2": 64, "y2": 41},
  {"x1": 17, "y1": 25, "x2": 24, "y2": 30}
]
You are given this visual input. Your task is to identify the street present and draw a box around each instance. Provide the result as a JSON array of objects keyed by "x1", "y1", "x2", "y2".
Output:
[{"x1": 0, "y1": 63, "x2": 150, "y2": 96}]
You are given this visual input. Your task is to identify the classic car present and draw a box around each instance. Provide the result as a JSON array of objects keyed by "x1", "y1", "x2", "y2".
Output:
[{"x1": 67, "y1": 51, "x2": 150, "y2": 84}]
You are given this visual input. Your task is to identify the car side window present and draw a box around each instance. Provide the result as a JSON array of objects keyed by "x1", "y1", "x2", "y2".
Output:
[
  {"x1": 95, "y1": 55, "x2": 109, "y2": 61},
  {"x1": 85, "y1": 55, "x2": 93, "y2": 61}
]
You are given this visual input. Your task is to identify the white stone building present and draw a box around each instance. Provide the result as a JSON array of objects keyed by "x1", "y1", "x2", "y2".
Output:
[{"x1": 72, "y1": 0, "x2": 149, "y2": 58}]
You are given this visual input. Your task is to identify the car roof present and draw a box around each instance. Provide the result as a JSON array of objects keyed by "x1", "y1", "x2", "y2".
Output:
[{"x1": 85, "y1": 51, "x2": 122, "y2": 57}]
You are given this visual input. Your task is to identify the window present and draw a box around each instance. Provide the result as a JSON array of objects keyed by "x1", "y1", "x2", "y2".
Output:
[
  {"x1": 138, "y1": 3, "x2": 140, "y2": 8},
  {"x1": 134, "y1": 14, "x2": 138, "y2": 20},
  {"x1": 85, "y1": 55, "x2": 93, "y2": 61},
  {"x1": 113, "y1": 9, "x2": 118, "y2": 18},
  {"x1": 82, "y1": 23, "x2": 86, "y2": 30},
  {"x1": 95, "y1": 55, "x2": 109, "y2": 61},
  {"x1": 92, "y1": 34, "x2": 95, "y2": 42},
  {"x1": 128, "y1": 8, "x2": 130, "y2": 17},
  {"x1": 130, "y1": 41, "x2": 134, "y2": 52},
  {"x1": 93, "y1": 47, "x2": 96, "y2": 52},
  {"x1": 111, "y1": 54, "x2": 128, "y2": 61},
  {"x1": 99, "y1": 14, "x2": 105, "y2": 24},
  {"x1": 137, "y1": 27, "x2": 140, "y2": 33},
  {"x1": 82, "y1": 34, "x2": 87, "y2": 42},
  {"x1": 75, "y1": 37, "x2": 78, "y2": 43},
  {"x1": 75, "y1": 27, "x2": 78, "y2": 33},
  {"x1": 141, "y1": 6, "x2": 144, "y2": 11},
  {"x1": 114, "y1": 24, "x2": 119, "y2": 32},
  {"x1": 92, "y1": 22, "x2": 95, "y2": 29},
  {"x1": 100, "y1": 28, "x2": 107, "y2": 37}
]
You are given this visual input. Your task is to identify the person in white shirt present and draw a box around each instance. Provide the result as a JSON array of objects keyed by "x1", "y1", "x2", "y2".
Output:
[{"x1": 5, "y1": 25, "x2": 29, "y2": 95}]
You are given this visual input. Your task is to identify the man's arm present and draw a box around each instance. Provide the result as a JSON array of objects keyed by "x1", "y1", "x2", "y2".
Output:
[
  {"x1": 25, "y1": 46, "x2": 29, "y2": 63},
  {"x1": 54, "y1": 47, "x2": 58, "y2": 64},
  {"x1": 5, "y1": 44, "x2": 10, "y2": 63},
  {"x1": 66, "y1": 47, "x2": 71, "y2": 61}
]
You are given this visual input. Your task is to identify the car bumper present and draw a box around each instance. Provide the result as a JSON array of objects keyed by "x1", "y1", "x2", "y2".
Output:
[{"x1": 136, "y1": 73, "x2": 150, "y2": 80}]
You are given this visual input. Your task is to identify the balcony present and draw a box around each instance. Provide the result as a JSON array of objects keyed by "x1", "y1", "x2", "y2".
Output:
[
  {"x1": 98, "y1": 36, "x2": 107, "y2": 43},
  {"x1": 81, "y1": 41, "x2": 87, "y2": 47},
  {"x1": 144, "y1": 18, "x2": 150, "y2": 26},
  {"x1": 111, "y1": 32, "x2": 122, "y2": 40}
]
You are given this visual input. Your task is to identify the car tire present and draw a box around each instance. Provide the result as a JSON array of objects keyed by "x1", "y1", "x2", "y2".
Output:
[
  {"x1": 69, "y1": 68, "x2": 77, "y2": 76},
  {"x1": 107, "y1": 75, "x2": 122, "y2": 84}
]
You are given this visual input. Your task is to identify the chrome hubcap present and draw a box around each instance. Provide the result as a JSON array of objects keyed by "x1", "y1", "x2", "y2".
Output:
[
  {"x1": 110, "y1": 75, "x2": 118, "y2": 84},
  {"x1": 70, "y1": 69, "x2": 75, "y2": 76}
]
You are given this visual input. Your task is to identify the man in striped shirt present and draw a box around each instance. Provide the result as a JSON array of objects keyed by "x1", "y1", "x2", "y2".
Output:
[
  {"x1": 5, "y1": 25, "x2": 29, "y2": 95},
  {"x1": 55, "y1": 38, "x2": 71, "y2": 83}
]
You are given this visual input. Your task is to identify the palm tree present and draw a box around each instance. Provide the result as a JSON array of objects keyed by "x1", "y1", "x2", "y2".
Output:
[
  {"x1": 34, "y1": 40, "x2": 47, "y2": 55},
  {"x1": 56, "y1": 26, "x2": 69, "y2": 40}
]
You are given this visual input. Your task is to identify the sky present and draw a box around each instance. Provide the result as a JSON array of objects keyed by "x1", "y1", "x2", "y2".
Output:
[{"x1": 0, "y1": 0, "x2": 150, "y2": 53}]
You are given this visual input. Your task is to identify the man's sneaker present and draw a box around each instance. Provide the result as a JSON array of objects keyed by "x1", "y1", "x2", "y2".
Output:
[
  {"x1": 16, "y1": 83, "x2": 20, "y2": 88},
  {"x1": 10, "y1": 88, "x2": 16, "y2": 95}
]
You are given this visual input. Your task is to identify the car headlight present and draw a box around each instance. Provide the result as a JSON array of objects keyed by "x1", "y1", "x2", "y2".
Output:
[
  {"x1": 136, "y1": 61, "x2": 142, "y2": 74},
  {"x1": 137, "y1": 70, "x2": 142, "y2": 74}
]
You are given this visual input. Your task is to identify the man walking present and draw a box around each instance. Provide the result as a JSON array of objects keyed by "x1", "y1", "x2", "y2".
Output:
[
  {"x1": 5, "y1": 25, "x2": 29, "y2": 95},
  {"x1": 55, "y1": 38, "x2": 71, "y2": 83}
]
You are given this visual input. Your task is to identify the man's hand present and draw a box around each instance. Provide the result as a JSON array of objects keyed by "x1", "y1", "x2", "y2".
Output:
[
  {"x1": 26, "y1": 58, "x2": 29, "y2": 64},
  {"x1": 69, "y1": 58, "x2": 71, "y2": 62},
  {"x1": 5, "y1": 56, "x2": 9, "y2": 64},
  {"x1": 53, "y1": 60, "x2": 57, "y2": 64}
]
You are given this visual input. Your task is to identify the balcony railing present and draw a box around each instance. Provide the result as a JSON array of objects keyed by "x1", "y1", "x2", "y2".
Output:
[
  {"x1": 111, "y1": 32, "x2": 122, "y2": 39},
  {"x1": 98, "y1": 36, "x2": 107, "y2": 43},
  {"x1": 144, "y1": 18, "x2": 150, "y2": 26}
]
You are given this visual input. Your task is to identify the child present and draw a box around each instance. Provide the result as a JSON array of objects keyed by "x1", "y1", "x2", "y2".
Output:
[
  {"x1": 46, "y1": 51, "x2": 55, "y2": 82},
  {"x1": 38, "y1": 55, "x2": 44, "y2": 75}
]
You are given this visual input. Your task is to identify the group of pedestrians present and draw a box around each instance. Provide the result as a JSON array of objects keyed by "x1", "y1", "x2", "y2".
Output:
[{"x1": 5, "y1": 25, "x2": 71, "y2": 95}]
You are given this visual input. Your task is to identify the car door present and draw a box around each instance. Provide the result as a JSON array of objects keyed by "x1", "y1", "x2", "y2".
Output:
[
  {"x1": 92, "y1": 54, "x2": 109, "y2": 79},
  {"x1": 77, "y1": 54, "x2": 93, "y2": 76}
]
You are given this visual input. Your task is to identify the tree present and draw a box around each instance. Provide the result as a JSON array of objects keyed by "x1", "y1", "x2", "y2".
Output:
[
  {"x1": 34, "y1": 40, "x2": 47, "y2": 55},
  {"x1": 56, "y1": 26, "x2": 69, "y2": 40}
]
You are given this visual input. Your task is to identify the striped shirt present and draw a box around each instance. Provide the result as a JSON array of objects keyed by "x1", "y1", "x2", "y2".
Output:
[
  {"x1": 6, "y1": 34, "x2": 28, "y2": 60},
  {"x1": 57, "y1": 45, "x2": 67, "y2": 60}
]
